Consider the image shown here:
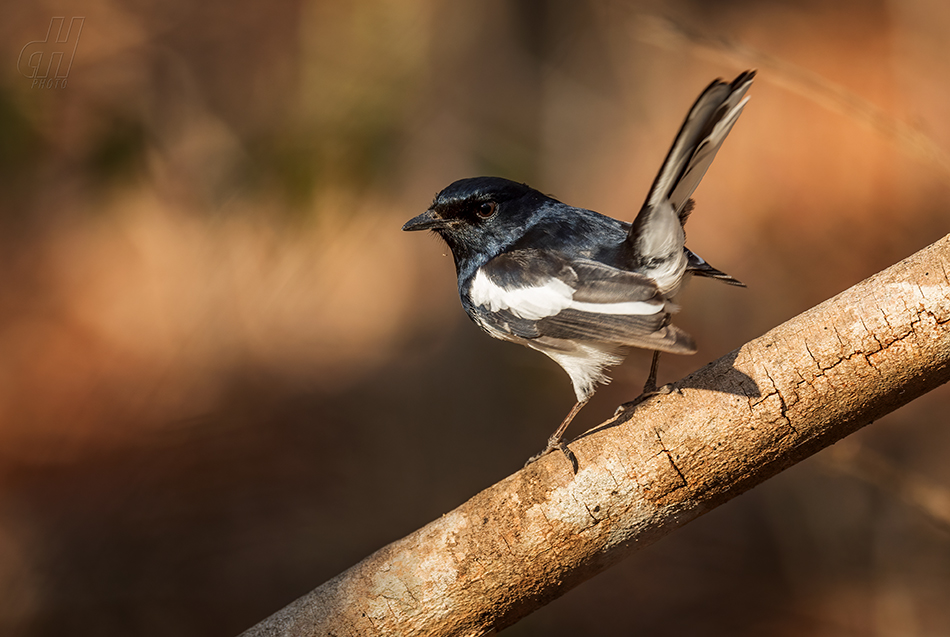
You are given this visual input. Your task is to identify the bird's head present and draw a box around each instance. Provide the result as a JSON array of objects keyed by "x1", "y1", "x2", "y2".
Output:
[{"x1": 403, "y1": 177, "x2": 554, "y2": 268}]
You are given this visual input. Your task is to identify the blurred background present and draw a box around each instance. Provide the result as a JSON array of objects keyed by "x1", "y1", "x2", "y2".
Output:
[{"x1": 1, "y1": 0, "x2": 949, "y2": 635}]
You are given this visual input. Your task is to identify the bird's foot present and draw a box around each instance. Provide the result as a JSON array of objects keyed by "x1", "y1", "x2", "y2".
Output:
[
  {"x1": 613, "y1": 383, "x2": 676, "y2": 417},
  {"x1": 524, "y1": 437, "x2": 579, "y2": 474}
]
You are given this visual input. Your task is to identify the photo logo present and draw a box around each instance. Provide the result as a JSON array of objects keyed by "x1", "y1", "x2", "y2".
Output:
[{"x1": 18, "y1": 17, "x2": 85, "y2": 89}]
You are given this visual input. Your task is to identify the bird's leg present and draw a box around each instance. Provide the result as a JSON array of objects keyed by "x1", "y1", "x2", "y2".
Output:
[
  {"x1": 525, "y1": 398, "x2": 588, "y2": 472},
  {"x1": 546, "y1": 399, "x2": 588, "y2": 452},
  {"x1": 642, "y1": 350, "x2": 675, "y2": 397},
  {"x1": 642, "y1": 350, "x2": 661, "y2": 394},
  {"x1": 638, "y1": 313, "x2": 673, "y2": 397}
]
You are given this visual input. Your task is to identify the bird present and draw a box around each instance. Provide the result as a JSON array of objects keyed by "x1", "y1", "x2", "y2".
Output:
[{"x1": 403, "y1": 70, "x2": 754, "y2": 467}]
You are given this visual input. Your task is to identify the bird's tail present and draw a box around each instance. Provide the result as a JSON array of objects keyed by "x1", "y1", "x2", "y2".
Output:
[{"x1": 639, "y1": 70, "x2": 755, "y2": 220}]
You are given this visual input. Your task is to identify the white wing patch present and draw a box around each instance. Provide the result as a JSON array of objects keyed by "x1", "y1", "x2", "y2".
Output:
[
  {"x1": 470, "y1": 268, "x2": 664, "y2": 320},
  {"x1": 470, "y1": 269, "x2": 573, "y2": 320},
  {"x1": 568, "y1": 299, "x2": 665, "y2": 316}
]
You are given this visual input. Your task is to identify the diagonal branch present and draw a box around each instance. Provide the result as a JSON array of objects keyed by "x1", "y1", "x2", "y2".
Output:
[{"x1": 240, "y1": 234, "x2": 950, "y2": 637}]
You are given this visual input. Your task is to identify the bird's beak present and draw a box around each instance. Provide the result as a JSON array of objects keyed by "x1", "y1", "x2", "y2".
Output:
[{"x1": 402, "y1": 209, "x2": 447, "y2": 232}]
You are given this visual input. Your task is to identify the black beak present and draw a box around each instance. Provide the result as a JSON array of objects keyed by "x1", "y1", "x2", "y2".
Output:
[{"x1": 402, "y1": 209, "x2": 447, "y2": 232}]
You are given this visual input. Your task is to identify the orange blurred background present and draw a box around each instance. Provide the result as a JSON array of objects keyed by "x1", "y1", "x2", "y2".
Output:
[{"x1": 1, "y1": 1, "x2": 949, "y2": 635}]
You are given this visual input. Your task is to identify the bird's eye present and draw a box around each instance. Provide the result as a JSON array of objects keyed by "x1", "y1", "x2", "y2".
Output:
[{"x1": 476, "y1": 201, "x2": 497, "y2": 219}]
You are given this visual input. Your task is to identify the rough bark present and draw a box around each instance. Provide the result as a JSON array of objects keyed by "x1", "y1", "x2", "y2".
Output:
[{"x1": 241, "y1": 234, "x2": 950, "y2": 637}]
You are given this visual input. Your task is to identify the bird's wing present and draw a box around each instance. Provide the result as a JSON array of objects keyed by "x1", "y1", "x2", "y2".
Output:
[
  {"x1": 644, "y1": 70, "x2": 755, "y2": 215},
  {"x1": 685, "y1": 248, "x2": 746, "y2": 287},
  {"x1": 469, "y1": 250, "x2": 696, "y2": 354}
]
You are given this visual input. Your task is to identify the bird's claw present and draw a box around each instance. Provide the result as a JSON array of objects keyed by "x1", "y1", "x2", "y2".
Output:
[
  {"x1": 524, "y1": 438, "x2": 579, "y2": 474},
  {"x1": 613, "y1": 383, "x2": 676, "y2": 417}
]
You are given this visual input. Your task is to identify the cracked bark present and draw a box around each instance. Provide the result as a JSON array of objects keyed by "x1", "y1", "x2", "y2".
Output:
[{"x1": 240, "y1": 235, "x2": 950, "y2": 637}]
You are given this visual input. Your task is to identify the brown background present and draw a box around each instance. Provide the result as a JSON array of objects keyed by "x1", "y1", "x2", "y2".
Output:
[{"x1": 1, "y1": 0, "x2": 949, "y2": 635}]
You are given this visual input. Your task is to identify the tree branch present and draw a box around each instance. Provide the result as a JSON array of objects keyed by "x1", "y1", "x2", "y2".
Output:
[{"x1": 240, "y1": 234, "x2": 950, "y2": 637}]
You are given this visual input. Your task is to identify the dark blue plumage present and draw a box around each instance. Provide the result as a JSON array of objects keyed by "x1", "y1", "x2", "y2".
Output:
[{"x1": 403, "y1": 70, "x2": 754, "y2": 467}]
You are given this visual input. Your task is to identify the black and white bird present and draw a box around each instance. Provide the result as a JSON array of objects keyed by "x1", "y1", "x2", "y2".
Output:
[{"x1": 403, "y1": 70, "x2": 754, "y2": 465}]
